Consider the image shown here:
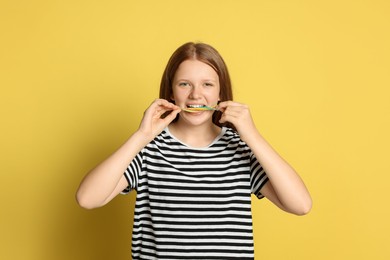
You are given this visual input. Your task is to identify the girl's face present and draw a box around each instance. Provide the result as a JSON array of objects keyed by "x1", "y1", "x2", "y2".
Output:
[{"x1": 172, "y1": 59, "x2": 220, "y2": 126}]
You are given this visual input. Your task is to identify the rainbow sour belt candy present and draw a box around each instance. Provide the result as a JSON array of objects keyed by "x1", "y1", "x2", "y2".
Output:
[{"x1": 181, "y1": 105, "x2": 218, "y2": 113}]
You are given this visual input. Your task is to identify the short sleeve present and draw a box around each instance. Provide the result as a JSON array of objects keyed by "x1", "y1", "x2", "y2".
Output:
[
  {"x1": 121, "y1": 151, "x2": 143, "y2": 194},
  {"x1": 250, "y1": 152, "x2": 269, "y2": 199}
]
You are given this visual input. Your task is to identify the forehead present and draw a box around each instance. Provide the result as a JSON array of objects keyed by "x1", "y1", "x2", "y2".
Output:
[{"x1": 174, "y1": 59, "x2": 219, "y2": 81}]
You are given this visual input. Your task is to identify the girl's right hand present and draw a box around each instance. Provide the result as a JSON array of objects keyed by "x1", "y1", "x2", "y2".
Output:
[
  {"x1": 76, "y1": 99, "x2": 180, "y2": 209},
  {"x1": 137, "y1": 99, "x2": 181, "y2": 140}
]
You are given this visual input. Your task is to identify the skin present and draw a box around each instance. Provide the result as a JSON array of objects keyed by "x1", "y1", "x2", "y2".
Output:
[
  {"x1": 76, "y1": 59, "x2": 312, "y2": 215},
  {"x1": 168, "y1": 59, "x2": 222, "y2": 147}
]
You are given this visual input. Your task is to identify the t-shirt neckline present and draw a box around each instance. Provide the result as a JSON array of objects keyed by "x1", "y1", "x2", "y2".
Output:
[{"x1": 164, "y1": 126, "x2": 227, "y2": 149}]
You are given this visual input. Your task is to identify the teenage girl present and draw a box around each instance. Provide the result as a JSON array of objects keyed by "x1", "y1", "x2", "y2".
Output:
[{"x1": 76, "y1": 42, "x2": 312, "y2": 259}]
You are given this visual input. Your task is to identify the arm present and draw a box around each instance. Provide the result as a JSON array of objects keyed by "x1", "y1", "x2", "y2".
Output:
[
  {"x1": 218, "y1": 101, "x2": 312, "y2": 215},
  {"x1": 76, "y1": 99, "x2": 181, "y2": 209}
]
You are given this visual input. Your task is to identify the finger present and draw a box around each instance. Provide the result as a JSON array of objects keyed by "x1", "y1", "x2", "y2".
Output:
[
  {"x1": 225, "y1": 110, "x2": 243, "y2": 119},
  {"x1": 158, "y1": 100, "x2": 180, "y2": 112},
  {"x1": 154, "y1": 107, "x2": 179, "y2": 120},
  {"x1": 217, "y1": 101, "x2": 244, "y2": 112},
  {"x1": 219, "y1": 112, "x2": 237, "y2": 123},
  {"x1": 154, "y1": 108, "x2": 168, "y2": 119},
  {"x1": 217, "y1": 101, "x2": 231, "y2": 111},
  {"x1": 150, "y1": 99, "x2": 179, "y2": 115},
  {"x1": 220, "y1": 106, "x2": 245, "y2": 120},
  {"x1": 219, "y1": 107, "x2": 248, "y2": 125},
  {"x1": 162, "y1": 108, "x2": 181, "y2": 124},
  {"x1": 218, "y1": 100, "x2": 243, "y2": 107}
]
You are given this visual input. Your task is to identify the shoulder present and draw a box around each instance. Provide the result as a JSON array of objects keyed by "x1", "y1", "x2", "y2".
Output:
[
  {"x1": 145, "y1": 128, "x2": 184, "y2": 151},
  {"x1": 216, "y1": 127, "x2": 250, "y2": 153},
  {"x1": 221, "y1": 127, "x2": 246, "y2": 144}
]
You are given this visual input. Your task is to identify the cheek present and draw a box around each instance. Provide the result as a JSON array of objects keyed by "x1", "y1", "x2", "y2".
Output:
[
  {"x1": 211, "y1": 87, "x2": 221, "y2": 101},
  {"x1": 171, "y1": 87, "x2": 189, "y2": 101},
  {"x1": 217, "y1": 87, "x2": 223, "y2": 101}
]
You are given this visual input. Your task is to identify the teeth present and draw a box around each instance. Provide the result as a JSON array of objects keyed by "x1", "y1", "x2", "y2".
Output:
[{"x1": 187, "y1": 104, "x2": 206, "y2": 108}]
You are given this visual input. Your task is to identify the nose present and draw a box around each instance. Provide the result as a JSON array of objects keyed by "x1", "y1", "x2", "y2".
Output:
[{"x1": 189, "y1": 85, "x2": 202, "y2": 99}]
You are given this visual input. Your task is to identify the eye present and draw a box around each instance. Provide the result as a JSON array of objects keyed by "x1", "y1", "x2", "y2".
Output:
[
  {"x1": 204, "y1": 82, "x2": 214, "y2": 87},
  {"x1": 178, "y1": 82, "x2": 190, "y2": 87}
]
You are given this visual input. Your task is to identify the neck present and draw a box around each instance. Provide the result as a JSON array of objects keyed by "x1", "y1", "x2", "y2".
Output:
[{"x1": 168, "y1": 121, "x2": 222, "y2": 148}]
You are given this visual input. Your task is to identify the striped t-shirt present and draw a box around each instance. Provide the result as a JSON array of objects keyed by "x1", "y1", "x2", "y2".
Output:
[{"x1": 123, "y1": 127, "x2": 269, "y2": 259}]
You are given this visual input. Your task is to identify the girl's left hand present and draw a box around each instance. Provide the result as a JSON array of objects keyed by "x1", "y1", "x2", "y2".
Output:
[{"x1": 217, "y1": 101, "x2": 257, "y2": 141}]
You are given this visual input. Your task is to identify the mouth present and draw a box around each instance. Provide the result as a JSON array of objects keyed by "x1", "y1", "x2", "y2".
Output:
[
  {"x1": 181, "y1": 104, "x2": 218, "y2": 113},
  {"x1": 186, "y1": 104, "x2": 207, "y2": 109}
]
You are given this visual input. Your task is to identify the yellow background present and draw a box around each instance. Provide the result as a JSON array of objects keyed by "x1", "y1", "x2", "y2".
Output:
[{"x1": 1, "y1": 0, "x2": 389, "y2": 259}]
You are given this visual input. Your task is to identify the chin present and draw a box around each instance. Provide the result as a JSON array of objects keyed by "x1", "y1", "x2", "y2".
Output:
[{"x1": 180, "y1": 113, "x2": 213, "y2": 126}]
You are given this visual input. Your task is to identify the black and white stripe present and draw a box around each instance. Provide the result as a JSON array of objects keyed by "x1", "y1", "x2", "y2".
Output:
[{"x1": 124, "y1": 127, "x2": 268, "y2": 259}]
